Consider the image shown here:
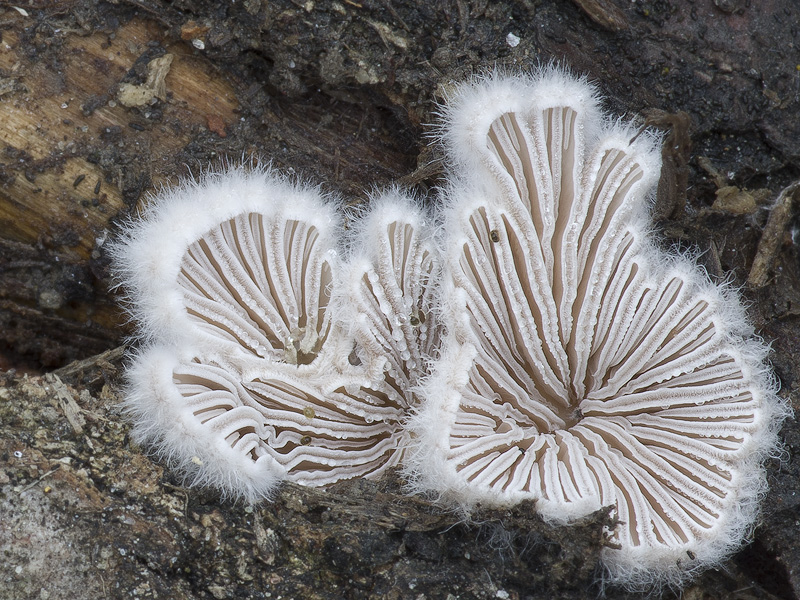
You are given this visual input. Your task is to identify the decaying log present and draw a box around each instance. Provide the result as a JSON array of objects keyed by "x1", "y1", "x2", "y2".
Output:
[
  {"x1": 2, "y1": 1, "x2": 800, "y2": 598},
  {"x1": 0, "y1": 14, "x2": 238, "y2": 367}
]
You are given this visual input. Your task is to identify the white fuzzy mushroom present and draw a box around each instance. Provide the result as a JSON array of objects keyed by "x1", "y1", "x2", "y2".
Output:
[
  {"x1": 111, "y1": 167, "x2": 338, "y2": 366},
  {"x1": 404, "y1": 68, "x2": 787, "y2": 588},
  {"x1": 111, "y1": 168, "x2": 433, "y2": 500},
  {"x1": 338, "y1": 190, "x2": 442, "y2": 395}
]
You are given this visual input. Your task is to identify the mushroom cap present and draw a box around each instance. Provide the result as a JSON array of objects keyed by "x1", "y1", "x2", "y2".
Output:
[
  {"x1": 112, "y1": 168, "x2": 433, "y2": 500},
  {"x1": 124, "y1": 345, "x2": 406, "y2": 502},
  {"x1": 111, "y1": 167, "x2": 340, "y2": 365},
  {"x1": 337, "y1": 189, "x2": 442, "y2": 395},
  {"x1": 404, "y1": 68, "x2": 786, "y2": 587}
]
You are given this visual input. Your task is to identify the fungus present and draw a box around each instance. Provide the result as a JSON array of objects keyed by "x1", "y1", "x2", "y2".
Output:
[
  {"x1": 110, "y1": 69, "x2": 787, "y2": 589},
  {"x1": 112, "y1": 168, "x2": 437, "y2": 501},
  {"x1": 338, "y1": 190, "x2": 442, "y2": 397},
  {"x1": 405, "y1": 69, "x2": 787, "y2": 587}
]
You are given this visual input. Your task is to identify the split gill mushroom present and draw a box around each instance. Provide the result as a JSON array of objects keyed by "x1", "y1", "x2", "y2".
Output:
[
  {"x1": 109, "y1": 69, "x2": 787, "y2": 590},
  {"x1": 111, "y1": 168, "x2": 440, "y2": 502},
  {"x1": 404, "y1": 68, "x2": 787, "y2": 588}
]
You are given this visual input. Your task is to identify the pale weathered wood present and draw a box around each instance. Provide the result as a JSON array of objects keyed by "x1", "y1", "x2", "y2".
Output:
[{"x1": 0, "y1": 13, "x2": 240, "y2": 366}]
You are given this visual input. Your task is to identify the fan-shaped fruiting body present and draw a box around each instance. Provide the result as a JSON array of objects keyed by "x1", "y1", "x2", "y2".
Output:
[
  {"x1": 112, "y1": 69, "x2": 787, "y2": 590},
  {"x1": 404, "y1": 69, "x2": 787, "y2": 588},
  {"x1": 111, "y1": 168, "x2": 439, "y2": 501}
]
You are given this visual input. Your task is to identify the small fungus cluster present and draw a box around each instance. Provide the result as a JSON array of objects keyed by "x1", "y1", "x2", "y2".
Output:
[{"x1": 112, "y1": 68, "x2": 786, "y2": 588}]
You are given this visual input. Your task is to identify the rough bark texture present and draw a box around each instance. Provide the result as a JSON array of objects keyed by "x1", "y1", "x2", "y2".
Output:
[{"x1": 1, "y1": 1, "x2": 799, "y2": 598}]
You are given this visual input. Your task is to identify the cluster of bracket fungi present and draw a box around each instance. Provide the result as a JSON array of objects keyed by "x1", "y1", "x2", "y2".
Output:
[{"x1": 112, "y1": 68, "x2": 786, "y2": 588}]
